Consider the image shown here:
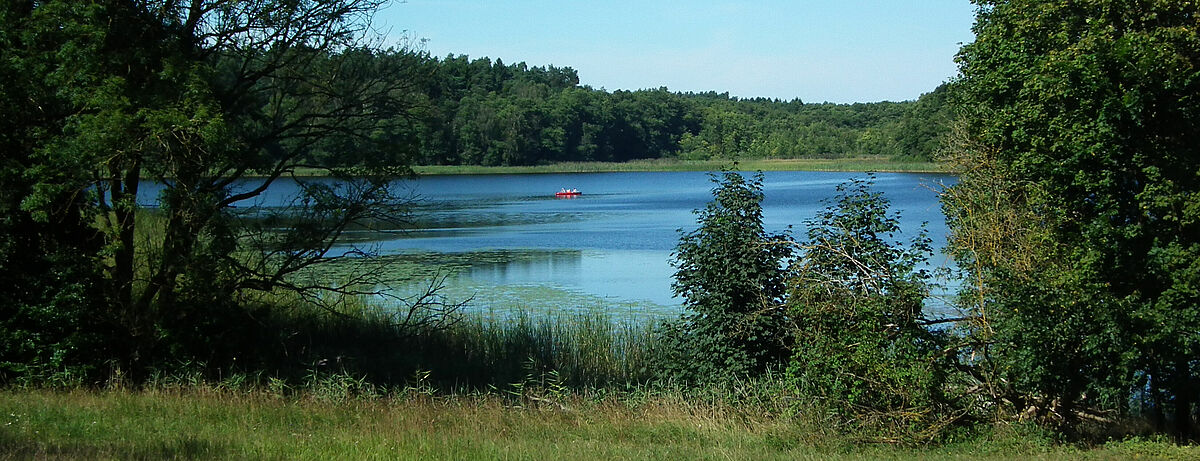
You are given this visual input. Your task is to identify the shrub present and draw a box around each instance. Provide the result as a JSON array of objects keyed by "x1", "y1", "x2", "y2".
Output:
[
  {"x1": 785, "y1": 176, "x2": 957, "y2": 441},
  {"x1": 659, "y1": 171, "x2": 792, "y2": 383}
]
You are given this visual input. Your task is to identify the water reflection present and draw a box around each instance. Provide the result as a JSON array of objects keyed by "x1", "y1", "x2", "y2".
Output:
[
  {"x1": 466, "y1": 250, "x2": 584, "y2": 285},
  {"x1": 380, "y1": 248, "x2": 681, "y2": 320},
  {"x1": 367, "y1": 171, "x2": 955, "y2": 314},
  {"x1": 133, "y1": 171, "x2": 958, "y2": 319},
  {"x1": 459, "y1": 249, "x2": 677, "y2": 307}
]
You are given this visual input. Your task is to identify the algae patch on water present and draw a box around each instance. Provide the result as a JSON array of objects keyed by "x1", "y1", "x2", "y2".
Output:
[{"x1": 293, "y1": 249, "x2": 681, "y2": 321}]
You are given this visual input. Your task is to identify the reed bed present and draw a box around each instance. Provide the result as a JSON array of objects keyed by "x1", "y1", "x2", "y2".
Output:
[{"x1": 175, "y1": 291, "x2": 668, "y2": 393}]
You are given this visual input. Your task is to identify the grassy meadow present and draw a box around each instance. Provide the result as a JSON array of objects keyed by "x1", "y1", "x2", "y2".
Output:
[
  {"x1": 1, "y1": 305, "x2": 1195, "y2": 460},
  {"x1": 3, "y1": 388, "x2": 1196, "y2": 460}
]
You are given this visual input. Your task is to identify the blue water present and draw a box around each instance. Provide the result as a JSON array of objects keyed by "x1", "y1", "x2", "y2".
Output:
[
  {"x1": 135, "y1": 171, "x2": 957, "y2": 316},
  {"x1": 380, "y1": 171, "x2": 955, "y2": 311}
]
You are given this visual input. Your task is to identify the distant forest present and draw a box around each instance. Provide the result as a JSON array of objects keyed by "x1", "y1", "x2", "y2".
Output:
[{"x1": 318, "y1": 53, "x2": 952, "y2": 167}]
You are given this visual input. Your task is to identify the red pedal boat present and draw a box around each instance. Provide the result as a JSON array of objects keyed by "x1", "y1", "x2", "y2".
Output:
[{"x1": 555, "y1": 188, "x2": 582, "y2": 197}]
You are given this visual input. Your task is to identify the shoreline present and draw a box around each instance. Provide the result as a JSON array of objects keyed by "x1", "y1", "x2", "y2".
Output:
[
  {"x1": 278, "y1": 158, "x2": 945, "y2": 177},
  {"x1": 411, "y1": 158, "x2": 945, "y2": 176}
]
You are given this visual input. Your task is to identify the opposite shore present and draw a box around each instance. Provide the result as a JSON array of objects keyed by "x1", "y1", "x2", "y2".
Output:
[
  {"x1": 411, "y1": 157, "x2": 945, "y2": 175},
  {"x1": 279, "y1": 157, "x2": 944, "y2": 177}
]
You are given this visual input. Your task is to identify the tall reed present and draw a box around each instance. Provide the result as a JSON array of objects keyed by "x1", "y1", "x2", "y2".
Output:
[
  {"x1": 209, "y1": 292, "x2": 666, "y2": 392},
  {"x1": 408, "y1": 311, "x2": 663, "y2": 389}
]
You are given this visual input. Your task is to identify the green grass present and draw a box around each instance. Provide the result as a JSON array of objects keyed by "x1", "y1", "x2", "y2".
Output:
[
  {"x1": 173, "y1": 288, "x2": 666, "y2": 391},
  {"x1": 412, "y1": 157, "x2": 945, "y2": 175},
  {"x1": 393, "y1": 309, "x2": 665, "y2": 389},
  {"x1": 0, "y1": 389, "x2": 1194, "y2": 460}
]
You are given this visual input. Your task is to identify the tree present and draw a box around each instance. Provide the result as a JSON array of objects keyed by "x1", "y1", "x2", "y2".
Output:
[
  {"x1": 661, "y1": 171, "x2": 792, "y2": 382},
  {"x1": 0, "y1": 2, "x2": 115, "y2": 382},
  {"x1": 1, "y1": 0, "x2": 443, "y2": 374},
  {"x1": 889, "y1": 84, "x2": 952, "y2": 161},
  {"x1": 949, "y1": 0, "x2": 1200, "y2": 438},
  {"x1": 786, "y1": 176, "x2": 953, "y2": 441}
]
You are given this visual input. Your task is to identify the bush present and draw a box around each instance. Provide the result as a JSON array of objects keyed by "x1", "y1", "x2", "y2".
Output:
[
  {"x1": 658, "y1": 171, "x2": 792, "y2": 383},
  {"x1": 785, "y1": 176, "x2": 958, "y2": 441}
]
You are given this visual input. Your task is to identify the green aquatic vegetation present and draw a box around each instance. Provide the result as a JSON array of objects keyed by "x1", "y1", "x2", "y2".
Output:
[
  {"x1": 296, "y1": 249, "x2": 585, "y2": 284},
  {"x1": 292, "y1": 249, "x2": 680, "y2": 322}
]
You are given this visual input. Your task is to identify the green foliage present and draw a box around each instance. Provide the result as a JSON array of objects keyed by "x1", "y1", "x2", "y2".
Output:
[
  {"x1": 950, "y1": 0, "x2": 1200, "y2": 437},
  {"x1": 405, "y1": 54, "x2": 949, "y2": 166},
  {"x1": 660, "y1": 172, "x2": 792, "y2": 383},
  {"x1": 0, "y1": 225, "x2": 110, "y2": 384},
  {"x1": 890, "y1": 85, "x2": 952, "y2": 160},
  {"x1": 786, "y1": 176, "x2": 954, "y2": 440},
  {"x1": 0, "y1": 0, "x2": 435, "y2": 380},
  {"x1": 139, "y1": 294, "x2": 662, "y2": 393},
  {"x1": 0, "y1": 0, "x2": 121, "y2": 384}
]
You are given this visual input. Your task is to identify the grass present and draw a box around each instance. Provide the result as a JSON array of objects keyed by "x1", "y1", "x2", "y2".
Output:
[
  {"x1": 411, "y1": 157, "x2": 945, "y2": 175},
  {"x1": 1, "y1": 389, "x2": 1195, "y2": 460},
  {"x1": 5, "y1": 283, "x2": 1193, "y2": 459},
  {"x1": 393, "y1": 309, "x2": 665, "y2": 389},
  {"x1": 167, "y1": 289, "x2": 666, "y2": 392},
  {"x1": 2, "y1": 293, "x2": 1187, "y2": 460}
]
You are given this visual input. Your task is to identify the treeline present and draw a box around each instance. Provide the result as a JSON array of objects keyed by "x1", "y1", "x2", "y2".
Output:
[{"x1": 371, "y1": 54, "x2": 951, "y2": 166}]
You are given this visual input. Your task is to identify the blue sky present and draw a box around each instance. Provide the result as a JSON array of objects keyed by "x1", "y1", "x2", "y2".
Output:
[{"x1": 375, "y1": 1, "x2": 977, "y2": 103}]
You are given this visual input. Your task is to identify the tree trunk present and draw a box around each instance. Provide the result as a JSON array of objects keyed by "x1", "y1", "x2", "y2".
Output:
[
  {"x1": 1174, "y1": 358, "x2": 1195, "y2": 442},
  {"x1": 108, "y1": 160, "x2": 141, "y2": 322},
  {"x1": 1151, "y1": 373, "x2": 1165, "y2": 433}
]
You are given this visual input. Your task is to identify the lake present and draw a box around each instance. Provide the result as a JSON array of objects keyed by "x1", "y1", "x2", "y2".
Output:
[
  {"x1": 138, "y1": 170, "x2": 957, "y2": 319},
  {"x1": 373, "y1": 171, "x2": 955, "y2": 319}
]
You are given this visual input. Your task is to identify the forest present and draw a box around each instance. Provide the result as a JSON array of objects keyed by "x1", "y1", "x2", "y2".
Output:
[
  {"x1": 397, "y1": 55, "x2": 949, "y2": 166},
  {"x1": 290, "y1": 51, "x2": 952, "y2": 168},
  {"x1": 2, "y1": 0, "x2": 1199, "y2": 457}
]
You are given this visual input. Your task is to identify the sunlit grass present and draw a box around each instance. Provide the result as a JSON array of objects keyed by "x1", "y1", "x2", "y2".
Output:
[{"x1": 1, "y1": 389, "x2": 1193, "y2": 460}]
